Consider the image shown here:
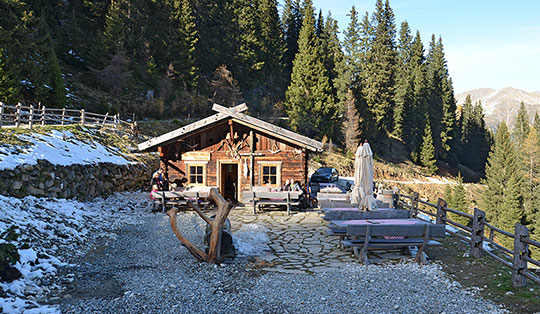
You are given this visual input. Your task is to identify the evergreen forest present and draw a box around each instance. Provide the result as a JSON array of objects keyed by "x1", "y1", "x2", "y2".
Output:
[{"x1": 1, "y1": 0, "x2": 539, "y2": 240}]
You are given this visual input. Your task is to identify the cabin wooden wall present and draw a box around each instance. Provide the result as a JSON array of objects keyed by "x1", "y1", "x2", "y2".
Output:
[{"x1": 158, "y1": 119, "x2": 309, "y2": 201}]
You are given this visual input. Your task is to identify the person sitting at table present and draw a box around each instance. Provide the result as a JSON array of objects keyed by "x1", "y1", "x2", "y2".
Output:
[
  {"x1": 281, "y1": 179, "x2": 291, "y2": 191},
  {"x1": 291, "y1": 178, "x2": 302, "y2": 191}
]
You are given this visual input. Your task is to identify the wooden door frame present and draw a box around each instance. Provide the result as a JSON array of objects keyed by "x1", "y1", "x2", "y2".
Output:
[{"x1": 217, "y1": 160, "x2": 241, "y2": 200}]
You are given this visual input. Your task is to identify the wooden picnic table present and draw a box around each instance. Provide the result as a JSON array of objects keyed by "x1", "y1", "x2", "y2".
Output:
[
  {"x1": 322, "y1": 207, "x2": 410, "y2": 221},
  {"x1": 328, "y1": 218, "x2": 446, "y2": 264}
]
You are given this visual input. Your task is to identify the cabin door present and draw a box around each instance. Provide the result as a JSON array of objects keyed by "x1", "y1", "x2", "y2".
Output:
[{"x1": 220, "y1": 163, "x2": 238, "y2": 202}]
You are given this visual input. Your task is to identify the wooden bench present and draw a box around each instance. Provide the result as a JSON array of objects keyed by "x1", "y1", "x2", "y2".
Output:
[
  {"x1": 338, "y1": 220, "x2": 446, "y2": 264},
  {"x1": 151, "y1": 190, "x2": 210, "y2": 212},
  {"x1": 242, "y1": 191, "x2": 303, "y2": 215}
]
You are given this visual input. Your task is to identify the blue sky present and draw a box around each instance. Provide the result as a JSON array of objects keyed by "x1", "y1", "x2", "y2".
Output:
[{"x1": 299, "y1": 0, "x2": 540, "y2": 93}]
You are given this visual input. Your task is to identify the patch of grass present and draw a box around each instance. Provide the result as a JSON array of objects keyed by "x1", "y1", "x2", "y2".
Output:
[{"x1": 430, "y1": 237, "x2": 540, "y2": 313}]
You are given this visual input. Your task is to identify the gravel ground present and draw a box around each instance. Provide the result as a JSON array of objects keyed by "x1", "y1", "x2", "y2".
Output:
[{"x1": 51, "y1": 210, "x2": 506, "y2": 314}]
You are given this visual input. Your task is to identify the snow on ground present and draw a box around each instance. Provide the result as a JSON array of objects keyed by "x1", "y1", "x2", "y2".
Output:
[
  {"x1": 232, "y1": 224, "x2": 270, "y2": 256},
  {"x1": 0, "y1": 192, "x2": 152, "y2": 313},
  {"x1": 0, "y1": 129, "x2": 133, "y2": 170}
]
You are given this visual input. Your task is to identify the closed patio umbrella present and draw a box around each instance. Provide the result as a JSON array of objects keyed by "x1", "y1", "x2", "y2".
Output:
[
  {"x1": 351, "y1": 144, "x2": 363, "y2": 205},
  {"x1": 359, "y1": 142, "x2": 374, "y2": 210}
]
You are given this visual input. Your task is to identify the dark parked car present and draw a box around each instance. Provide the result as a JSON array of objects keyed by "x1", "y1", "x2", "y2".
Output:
[{"x1": 310, "y1": 167, "x2": 339, "y2": 183}]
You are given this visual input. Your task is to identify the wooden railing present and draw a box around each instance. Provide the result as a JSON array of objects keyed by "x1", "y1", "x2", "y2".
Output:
[
  {"x1": 0, "y1": 102, "x2": 132, "y2": 129},
  {"x1": 397, "y1": 192, "x2": 540, "y2": 288}
]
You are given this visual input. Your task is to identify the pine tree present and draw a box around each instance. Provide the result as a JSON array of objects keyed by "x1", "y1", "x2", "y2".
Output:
[
  {"x1": 443, "y1": 184, "x2": 454, "y2": 209},
  {"x1": 533, "y1": 112, "x2": 540, "y2": 136},
  {"x1": 521, "y1": 127, "x2": 540, "y2": 226},
  {"x1": 459, "y1": 96, "x2": 491, "y2": 173},
  {"x1": 482, "y1": 122, "x2": 524, "y2": 238},
  {"x1": 393, "y1": 21, "x2": 412, "y2": 140},
  {"x1": 425, "y1": 35, "x2": 451, "y2": 159},
  {"x1": 420, "y1": 119, "x2": 437, "y2": 174},
  {"x1": 362, "y1": 0, "x2": 397, "y2": 135},
  {"x1": 284, "y1": 0, "x2": 337, "y2": 139},
  {"x1": 256, "y1": 0, "x2": 285, "y2": 98},
  {"x1": 103, "y1": 0, "x2": 127, "y2": 55},
  {"x1": 282, "y1": 0, "x2": 301, "y2": 79},
  {"x1": 176, "y1": 0, "x2": 200, "y2": 90},
  {"x1": 342, "y1": 89, "x2": 361, "y2": 153},
  {"x1": 0, "y1": 48, "x2": 20, "y2": 104},
  {"x1": 513, "y1": 101, "x2": 530, "y2": 147},
  {"x1": 448, "y1": 174, "x2": 470, "y2": 226},
  {"x1": 231, "y1": 0, "x2": 263, "y2": 90},
  {"x1": 321, "y1": 12, "x2": 343, "y2": 94},
  {"x1": 335, "y1": 6, "x2": 362, "y2": 102},
  {"x1": 406, "y1": 31, "x2": 428, "y2": 154}
]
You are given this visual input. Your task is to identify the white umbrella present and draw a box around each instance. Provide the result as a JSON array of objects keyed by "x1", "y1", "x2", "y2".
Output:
[
  {"x1": 359, "y1": 143, "x2": 374, "y2": 210},
  {"x1": 351, "y1": 144, "x2": 363, "y2": 205}
]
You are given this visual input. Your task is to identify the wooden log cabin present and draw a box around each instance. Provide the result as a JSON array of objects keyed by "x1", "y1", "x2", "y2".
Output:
[{"x1": 137, "y1": 104, "x2": 323, "y2": 202}]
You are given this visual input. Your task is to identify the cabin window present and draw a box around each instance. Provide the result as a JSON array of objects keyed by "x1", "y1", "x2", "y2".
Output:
[
  {"x1": 259, "y1": 163, "x2": 281, "y2": 186},
  {"x1": 187, "y1": 164, "x2": 206, "y2": 185}
]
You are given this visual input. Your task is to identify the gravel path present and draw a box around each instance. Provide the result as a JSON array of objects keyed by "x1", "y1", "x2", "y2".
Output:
[{"x1": 50, "y1": 207, "x2": 505, "y2": 314}]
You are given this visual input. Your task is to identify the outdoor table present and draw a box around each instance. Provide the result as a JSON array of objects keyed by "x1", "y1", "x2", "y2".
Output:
[
  {"x1": 322, "y1": 207, "x2": 410, "y2": 221},
  {"x1": 329, "y1": 218, "x2": 445, "y2": 237}
]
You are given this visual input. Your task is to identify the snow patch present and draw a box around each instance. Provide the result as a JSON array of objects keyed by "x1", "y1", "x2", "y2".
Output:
[
  {"x1": 0, "y1": 129, "x2": 133, "y2": 170},
  {"x1": 0, "y1": 192, "x2": 152, "y2": 313},
  {"x1": 232, "y1": 224, "x2": 270, "y2": 256}
]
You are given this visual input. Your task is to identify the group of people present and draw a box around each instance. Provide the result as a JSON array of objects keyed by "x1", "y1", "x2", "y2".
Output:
[
  {"x1": 152, "y1": 169, "x2": 189, "y2": 192},
  {"x1": 279, "y1": 178, "x2": 302, "y2": 192}
]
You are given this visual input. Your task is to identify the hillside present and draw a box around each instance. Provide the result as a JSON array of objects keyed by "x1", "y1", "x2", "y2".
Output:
[{"x1": 456, "y1": 87, "x2": 540, "y2": 128}]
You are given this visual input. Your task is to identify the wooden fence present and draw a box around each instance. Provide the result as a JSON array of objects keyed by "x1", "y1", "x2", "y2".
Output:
[
  {"x1": 397, "y1": 192, "x2": 540, "y2": 288},
  {"x1": 0, "y1": 102, "x2": 132, "y2": 129}
]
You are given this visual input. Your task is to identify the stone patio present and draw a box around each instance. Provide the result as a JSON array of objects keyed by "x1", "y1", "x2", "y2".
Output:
[{"x1": 229, "y1": 207, "x2": 412, "y2": 274}]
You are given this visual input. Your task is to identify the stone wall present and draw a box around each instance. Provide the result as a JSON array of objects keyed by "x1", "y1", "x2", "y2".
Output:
[{"x1": 0, "y1": 160, "x2": 155, "y2": 200}]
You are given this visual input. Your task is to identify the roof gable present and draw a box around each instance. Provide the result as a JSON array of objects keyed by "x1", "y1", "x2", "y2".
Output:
[{"x1": 137, "y1": 103, "x2": 323, "y2": 152}]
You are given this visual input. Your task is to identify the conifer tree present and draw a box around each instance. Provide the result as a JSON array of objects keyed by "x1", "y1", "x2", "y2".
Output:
[
  {"x1": 393, "y1": 21, "x2": 412, "y2": 140},
  {"x1": 282, "y1": 0, "x2": 301, "y2": 79},
  {"x1": 534, "y1": 112, "x2": 540, "y2": 136},
  {"x1": 0, "y1": 48, "x2": 20, "y2": 104},
  {"x1": 256, "y1": 0, "x2": 285, "y2": 97},
  {"x1": 231, "y1": 0, "x2": 263, "y2": 90},
  {"x1": 448, "y1": 174, "x2": 470, "y2": 225},
  {"x1": 420, "y1": 118, "x2": 437, "y2": 174},
  {"x1": 513, "y1": 101, "x2": 530, "y2": 147},
  {"x1": 321, "y1": 12, "x2": 343, "y2": 94},
  {"x1": 482, "y1": 122, "x2": 524, "y2": 236},
  {"x1": 521, "y1": 127, "x2": 540, "y2": 225},
  {"x1": 173, "y1": 0, "x2": 200, "y2": 90},
  {"x1": 284, "y1": 0, "x2": 337, "y2": 139},
  {"x1": 406, "y1": 31, "x2": 428, "y2": 153},
  {"x1": 342, "y1": 89, "x2": 361, "y2": 153},
  {"x1": 334, "y1": 6, "x2": 362, "y2": 103},
  {"x1": 362, "y1": 0, "x2": 397, "y2": 135}
]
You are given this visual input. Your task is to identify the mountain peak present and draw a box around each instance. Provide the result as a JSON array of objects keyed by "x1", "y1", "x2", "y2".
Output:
[{"x1": 456, "y1": 87, "x2": 540, "y2": 128}]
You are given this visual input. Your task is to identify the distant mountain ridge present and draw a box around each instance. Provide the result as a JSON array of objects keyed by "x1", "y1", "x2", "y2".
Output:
[{"x1": 455, "y1": 87, "x2": 540, "y2": 128}]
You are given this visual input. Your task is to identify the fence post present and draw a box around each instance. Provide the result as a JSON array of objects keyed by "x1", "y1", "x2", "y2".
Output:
[
  {"x1": 15, "y1": 102, "x2": 21, "y2": 128},
  {"x1": 114, "y1": 114, "x2": 119, "y2": 128},
  {"x1": 410, "y1": 192, "x2": 419, "y2": 217},
  {"x1": 436, "y1": 198, "x2": 447, "y2": 225},
  {"x1": 470, "y1": 208, "x2": 486, "y2": 258},
  {"x1": 80, "y1": 109, "x2": 85, "y2": 125},
  {"x1": 512, "y1": 223, "x2": 529, "y2": 288},
  {"x1": 41, "y1": 105, "x2": 46, "y2": 126},
  {"x1": 29, "y1": 105, "x2": 34, "y2": 129},
  {"x1": 61, "y1": 108, "x2": 66, "y2": 125},
  {"x1": 0, "y1": 102, "x2": 4, "y2": 128}
]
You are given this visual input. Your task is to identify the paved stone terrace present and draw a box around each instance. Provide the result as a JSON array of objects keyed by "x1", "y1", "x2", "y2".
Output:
[{"x1": 229, "y1": 207, "x2": 412, "y2": 274}]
